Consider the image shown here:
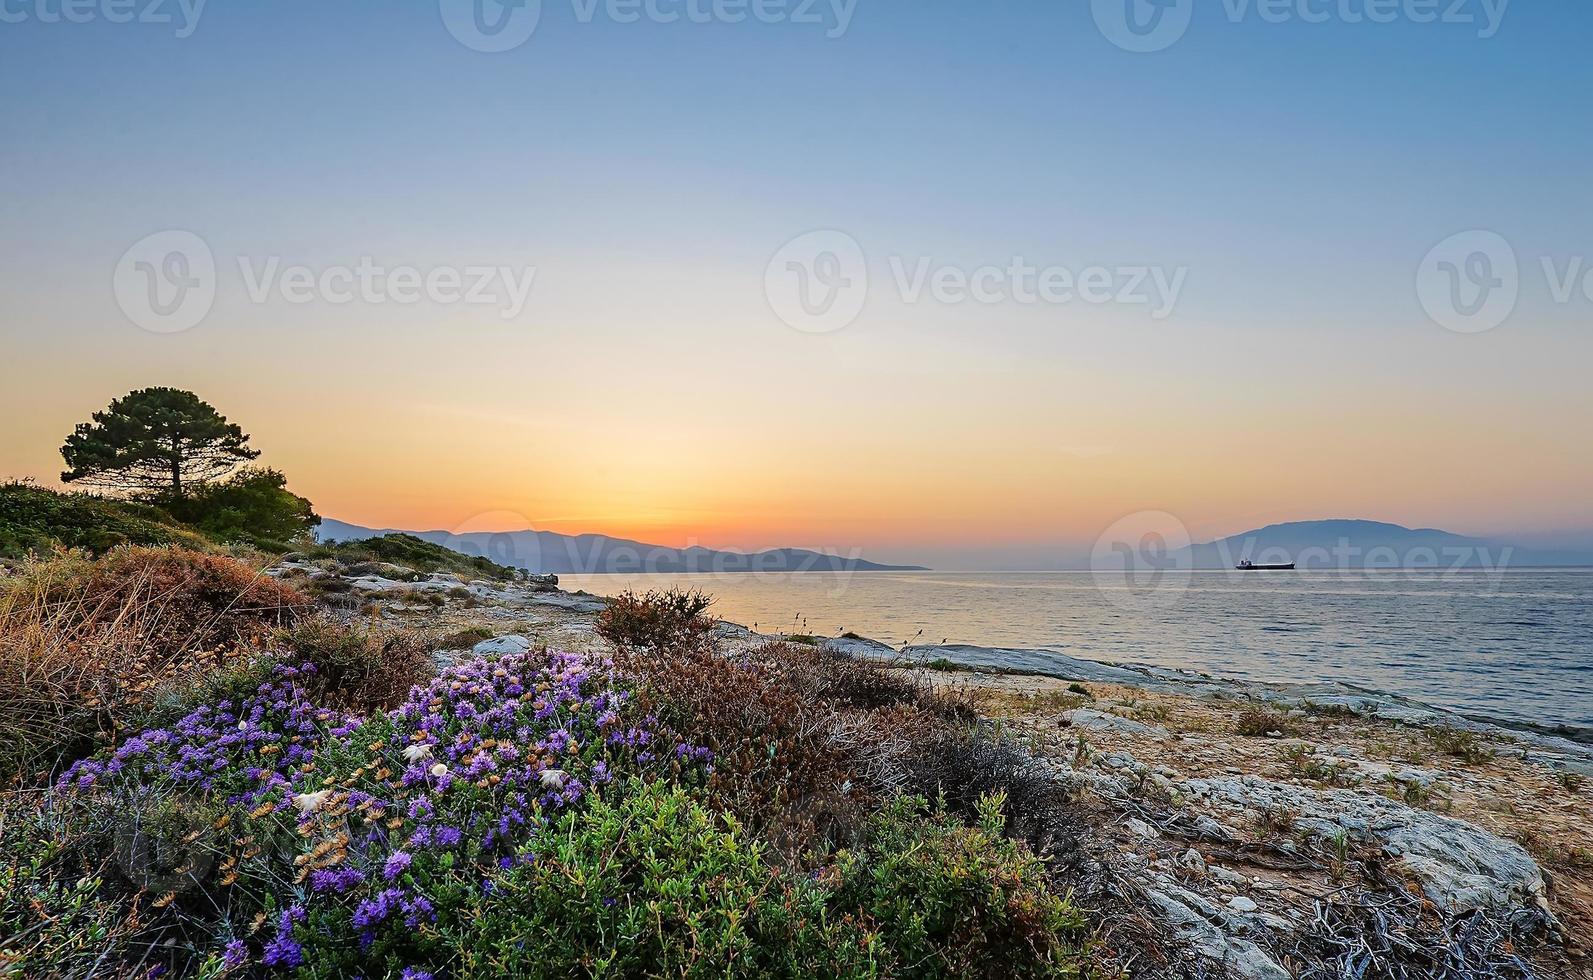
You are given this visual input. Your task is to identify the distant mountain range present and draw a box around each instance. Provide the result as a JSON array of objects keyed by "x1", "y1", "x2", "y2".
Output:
[
  {"x1": 315, "y1": 519, "x2": 928, "y2": 574},
  {"x1": 1183, "y1": 519, "x2": 1592, "y2": 569}
]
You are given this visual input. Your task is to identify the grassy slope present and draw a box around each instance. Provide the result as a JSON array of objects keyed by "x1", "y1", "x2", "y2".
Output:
[
  {"x1": 300, "y1": 533, "x2": 520, "y2": 581},
  {"x1": 0, "y1": 482, "x2": 213, "y2": 558}
]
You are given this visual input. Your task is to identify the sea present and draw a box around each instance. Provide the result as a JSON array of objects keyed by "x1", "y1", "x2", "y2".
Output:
[{"x1": 557, "y1": 568, "x2": 1593, "y2": 733}]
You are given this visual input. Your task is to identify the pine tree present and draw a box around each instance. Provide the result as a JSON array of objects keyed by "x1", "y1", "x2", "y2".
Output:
[{"x1": 60, "y1": 387, "x2": 261, "y2": 498}]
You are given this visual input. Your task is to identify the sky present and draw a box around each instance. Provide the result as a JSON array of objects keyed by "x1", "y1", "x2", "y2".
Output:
[{"x1": 2, "y1": 0, "x2": 1591, "y2": 570}]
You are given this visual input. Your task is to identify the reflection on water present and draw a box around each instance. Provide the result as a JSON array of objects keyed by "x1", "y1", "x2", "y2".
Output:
[{"x1": 558, "y1": 569, "x2": 1593, "y2": 731}]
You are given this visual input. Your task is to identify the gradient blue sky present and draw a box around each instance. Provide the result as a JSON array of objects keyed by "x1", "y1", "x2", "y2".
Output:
[{"x1": 3, "y1": 1, "x2": 1590, "y2": 568}]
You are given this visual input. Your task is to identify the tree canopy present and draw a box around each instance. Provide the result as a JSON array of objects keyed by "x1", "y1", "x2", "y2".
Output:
[{"x1": 60, "y1": 388, "x2": 260, "y2": 498}]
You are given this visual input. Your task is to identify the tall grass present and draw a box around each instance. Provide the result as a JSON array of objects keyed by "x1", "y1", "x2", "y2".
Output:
[{"x1": 0, "y1": 547, "x2": 308, "y2": 780}]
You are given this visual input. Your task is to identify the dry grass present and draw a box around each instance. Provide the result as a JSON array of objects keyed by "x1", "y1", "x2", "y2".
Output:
[
  {"x1": 1235, "y1": 706, "x2": 1296, "y2": 737},
  {"x1": 0, "y1": 547, "x2": 309, "y2": 780}
]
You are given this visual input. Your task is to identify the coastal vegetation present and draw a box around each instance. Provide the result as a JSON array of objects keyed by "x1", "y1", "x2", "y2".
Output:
[{"x1": 0, "y1": 546, "x2": 1095, "y2": 977}]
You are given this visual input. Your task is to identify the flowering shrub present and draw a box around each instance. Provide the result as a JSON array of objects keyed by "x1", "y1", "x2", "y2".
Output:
[
  {"x1": 46, "y1": 647, "x2": 707, "y2": 978},
  {"x1": 10, "y1": 588, "x2": 1096, "y2": 978}
]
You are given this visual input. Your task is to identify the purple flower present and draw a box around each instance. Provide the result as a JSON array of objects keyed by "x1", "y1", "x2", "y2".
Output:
[
  {"x1": 309, "y1": 865, "x2": 365, "y2": 894},
  {"x1": 261, "y1": 932, "x2": 303, "y2": 969},
  {"x1": 222, "y1": 940, "x2": 249, "y2": 969},
  {"x1": 401, "y1": 970, "x2": 435, "y2": 980},
  {"x1": 353, "y1": 888, "x2": 404, "y2": 930},
  {"x1": 383, "y1": 850, "x2": 413, "y2": 881},
  {"x1": 433, "y1": 825, "x2": 462, "y2": 848}
]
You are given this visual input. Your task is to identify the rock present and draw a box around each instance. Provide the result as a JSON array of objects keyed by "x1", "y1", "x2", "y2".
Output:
[
  {"x1": 1124, "y1": 817, "x2": 1160, "y2": 839},
  {"x1": 1061, "y1": 709, "x2": 1170, "y2": 739},
  {"x1": 1186, "y1": 776, "x2": 1554, "y2": 920},
  {"x1": 1194, "y1": 815, "x2": 1239, "y2": 843},
  {"x1": 524, "y1": 572, "x2": 558, "y2": 585},
  {"x1": 347, "y1": 575, "x2": 407, "y2": 593},
  {"x1": 1180, "y1": 848, "x2": 1206, "y2": 874},
  {"x1": 472, "y1": 635, "x2": 531, "y2": 656},
  {"x1": 1209, "y1": 866, "x2": 1249, "y2": 889},
  {"x1": 1228, "y1": 895, "x2": 1259, "y2": 913},
  {"x1": 1142, "y1": 885, "x2": 1291, "y2": 980}
]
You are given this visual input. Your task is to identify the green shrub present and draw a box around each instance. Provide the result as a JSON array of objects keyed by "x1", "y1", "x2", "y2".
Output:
[
  {"x1": 304, "y1": 533, "x2": 519, "y2": 582},
  {"x1": 0, "y1": 790, "x2": 141, "y2": 976},
  {"x1": 826, "y1": 793, "x2": 1090, "y2": 979},
  {"x1": 160, "y1": 466, "x2": 319, "y2": 551},
  {"x1": 0, "y1": 480, "x2": 210, "y2": 558},
  {"x1": 436, "y1": 625, "x2": 494, "y2": 649},
  {"x1": 456, "y1": 780, "x2": 826, "y2": 978},
  {"x1": 455, "y1": 782, "x2": 1088, "y2": 979}
]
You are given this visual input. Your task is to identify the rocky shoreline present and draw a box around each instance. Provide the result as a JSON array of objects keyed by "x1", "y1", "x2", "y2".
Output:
[{"x1": 271, "y1": 558, "x2": 1593, "y2": 979}]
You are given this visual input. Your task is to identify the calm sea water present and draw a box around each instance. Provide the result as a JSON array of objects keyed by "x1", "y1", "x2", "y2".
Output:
[{"x1": 559, "y1": 569, "x2": 1593, "y2": 732}]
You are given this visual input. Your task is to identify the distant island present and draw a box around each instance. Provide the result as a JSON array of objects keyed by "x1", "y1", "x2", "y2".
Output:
[
  {"x1": 316, "y1": 518, "x2": 929, "y2": 574},
  {"x1": 1182, "y1": 519, "x2": 1593, "y2": 569}
]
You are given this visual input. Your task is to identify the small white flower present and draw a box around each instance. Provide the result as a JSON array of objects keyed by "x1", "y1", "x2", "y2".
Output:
[
  {"x1": 429, "y1": 762, "x2": 450, "y2": 779},
  {"x1": 402, "y1": 743, "x2": 433, "y2": 764},
  {"x1": 291, "y1": 790, "x2": 332, "y2": 814},
  {"x1": 539, "y1": 768, "x2": 566, "y2": 789}
]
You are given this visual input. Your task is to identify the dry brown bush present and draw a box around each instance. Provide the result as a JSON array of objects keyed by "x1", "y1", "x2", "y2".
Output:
[
  {"x1": 0, "y1": 547, "x2": 309, "y2": 780},
  {"x1": 281, "y1": 615, "x2": 433, "y2": 713},
  {"x1": 622, "y1": 637, "x2": 969, "y2": 864},
  {"x1": 596, "y1": 587, "x2": 717, "y2": 651}
]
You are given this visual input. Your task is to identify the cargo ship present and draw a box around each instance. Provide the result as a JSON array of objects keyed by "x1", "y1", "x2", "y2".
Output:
[{"x1": 1235, "y1": 560, "x2": 1296, "y2": 570}]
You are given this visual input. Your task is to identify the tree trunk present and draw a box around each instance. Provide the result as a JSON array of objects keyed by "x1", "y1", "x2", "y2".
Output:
[{"x1": 171, "y1": 434, "x2": 183, "y2": 497}]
